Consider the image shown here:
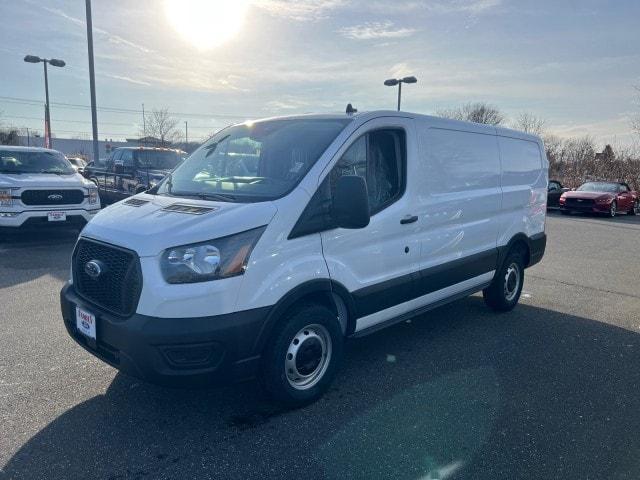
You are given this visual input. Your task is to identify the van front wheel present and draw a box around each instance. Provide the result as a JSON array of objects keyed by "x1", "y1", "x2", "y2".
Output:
[
  {"x1": 483, "y1": 248, "x2": 525, "y2": 312},
  {"x1": 261, "y1": 304, "x2": 343, "y2": 407}
]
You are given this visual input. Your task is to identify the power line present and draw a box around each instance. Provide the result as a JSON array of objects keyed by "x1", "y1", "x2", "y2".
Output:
[
  {"x1": 10, "y1": 123, "x2": 216, "y2": 141},
  {"x1": 2, "y1": 114, "x2": 227, "y2": 130},
  {"x1": 0, "y1": 95, "x2": 261, "y2": 119}
]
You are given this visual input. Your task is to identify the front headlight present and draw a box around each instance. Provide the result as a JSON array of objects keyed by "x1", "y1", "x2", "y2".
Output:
[
  {"x1": 0, "y1": 188, "x2": 12, "y2": 207},
  {"x1": 160, "y1": 226, "x2": 266, "y2": 284},
  {"x1": 88, "y1": 188, "x2": 99, "y2": 204}
]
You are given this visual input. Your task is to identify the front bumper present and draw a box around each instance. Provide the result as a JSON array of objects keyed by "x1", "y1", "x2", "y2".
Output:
[
  {"x1": 0, "y1": 208, "x2": 100, "y2": 228},
  {"x1": 60, "y1": 283, "x2": 271, "y2": 387},
  {"x1": 560, "y1": 202, "x2": 610, "y2": 214}
]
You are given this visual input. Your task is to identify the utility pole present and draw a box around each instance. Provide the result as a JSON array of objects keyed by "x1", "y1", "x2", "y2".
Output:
[
  {"x1": 142, "y1": 103, "x2": 146, "y2": 146},
  {"x1": 185, "y1": 121, "x2": 188, "y2": 146},
  {"x1": 85, "y1": 0, "x2": 100, "y2": 163}
]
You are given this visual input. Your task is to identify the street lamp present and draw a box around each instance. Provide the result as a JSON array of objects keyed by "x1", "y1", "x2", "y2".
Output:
[
  {"x1": 384, "y1": 76, "x2": 418, "y2": 111},
  {"x1": 24, "y1": 55, "x2": 66, "y2": 147}
]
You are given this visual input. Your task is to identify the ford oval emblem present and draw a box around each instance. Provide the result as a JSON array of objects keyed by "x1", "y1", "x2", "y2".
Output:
[
  {"x1": 48, "y1": 194, "x2": 63, "y2": 201},
  {"x1": 84, "y1": 260, "x2": 105, "y2": 279}
]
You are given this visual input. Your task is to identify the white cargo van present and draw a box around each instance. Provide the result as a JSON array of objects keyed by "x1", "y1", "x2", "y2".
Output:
[
  {"x1": 61, "y1": 111, "x2": 547, "y2": 406},
  {"x1": 0, "y1": 146, "x2": 100, "y2": 232}
]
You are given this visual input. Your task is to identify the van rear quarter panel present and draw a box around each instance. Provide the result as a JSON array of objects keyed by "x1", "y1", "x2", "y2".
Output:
[{"x1": 495, "y1": 131, "x2": 548, "y2": 247}]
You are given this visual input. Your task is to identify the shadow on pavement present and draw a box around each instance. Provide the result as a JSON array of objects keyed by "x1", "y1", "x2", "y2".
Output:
[
  {"x1": 0, "y1": 229, "x2": 78, "y2": 289},
  {"x1": 3, "y1": 298, "x2": 640, "y2": 479}
]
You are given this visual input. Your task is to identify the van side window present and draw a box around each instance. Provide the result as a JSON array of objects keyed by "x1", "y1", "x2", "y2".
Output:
[
  {"x1": 331, "y1": 129, "x2": 405, "y2": 214},
  {"x1": 289, "y1": 128, "x2": 406, "y2": 238}
]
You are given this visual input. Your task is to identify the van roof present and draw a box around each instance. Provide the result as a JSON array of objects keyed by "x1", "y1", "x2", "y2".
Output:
[
  {"x1": 244, "y1": 111, "x2": 542, "y2": 142},
  {"x1": 0, "y1": 145, "x2": 62, "y2": 153}
]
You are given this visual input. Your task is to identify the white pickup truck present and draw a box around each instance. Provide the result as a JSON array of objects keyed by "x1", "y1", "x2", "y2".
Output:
[{"x1": 0, "y1": 146, "x2": 101, "y2": 232}]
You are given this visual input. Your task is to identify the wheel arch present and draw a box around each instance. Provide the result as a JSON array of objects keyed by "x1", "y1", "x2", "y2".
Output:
[
  {"x1": 252, "y1": 279, "x2": 357, "y2": 355},
  {"x1": 499, "y1": 233, "x2": 533, "y2": 269}
]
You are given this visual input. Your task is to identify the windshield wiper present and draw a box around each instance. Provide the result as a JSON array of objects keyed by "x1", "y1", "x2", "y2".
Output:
[{"x1": 166, "y1": 190, "x2": 237, "y2": 202}]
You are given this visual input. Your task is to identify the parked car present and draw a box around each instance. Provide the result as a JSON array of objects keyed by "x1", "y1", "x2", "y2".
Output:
[
  {"x1": 547, "y1": 179, "x2": 569, "y2": 209},
  {"x1": 66, "y1": 156, "x2": 87, "y2": 175},
  {"x1": 85, "y1": 147, "x2": 186, "y2": 204},
  {"x1": 60, "y1": 111, "x2": 547, "y2": 407},
  {"x1": 560, "y1": 181, "x2": 639, "y2": 217},
  {"x1": 0, "y1": 146, "x2": 100, "y2": 232}
]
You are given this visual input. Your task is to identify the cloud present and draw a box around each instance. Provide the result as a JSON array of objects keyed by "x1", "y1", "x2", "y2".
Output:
[
  {"x1": 388, "y1": 62, "x2": 415, "y2": 78},
  {"x1": 254, "y1": 0, "x2": 342, "y2": 21},
  {"x1": 339, "y1": 22, "x2": 418, "y2": 40},
  {"x1": 40, "y1": 5, "x2": 152, "y2": 54},
  {"x1": 427, "y1": 0, "x2": 503, "y2": 14},
  {"x1": 107, "y1": 74, "x2": 151, "y2": 87}
]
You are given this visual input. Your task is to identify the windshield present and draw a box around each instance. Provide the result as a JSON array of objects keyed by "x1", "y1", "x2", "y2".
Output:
[
  {"x1": 157, "y1": 118, "x2": 351, "y2": 202},
  {"x1": 135, "y1": 150, "x2": 184, "y2": 170},
  {"x1": 68, "y1": 158, "x2": 86, "y2": 167},
  {"x1": 577, "y1": 182, "x2": 619, "y2": 193},
  {"x1": 0, "y1": 150, "x2": 75, "y2": 174}
]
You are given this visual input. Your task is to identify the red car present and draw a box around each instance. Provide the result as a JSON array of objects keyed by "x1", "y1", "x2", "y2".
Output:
[{"x1": 560, "y1": 181, "x2": 639, "y2": 217}]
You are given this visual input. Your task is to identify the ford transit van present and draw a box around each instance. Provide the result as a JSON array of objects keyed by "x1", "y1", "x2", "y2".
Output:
[{"x1": 60, "y1": 111, "x2": 547, "y2": 406}]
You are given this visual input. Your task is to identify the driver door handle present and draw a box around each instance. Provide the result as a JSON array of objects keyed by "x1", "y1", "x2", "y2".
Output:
[{"x1": 400, "y1": 215, "x2": 418, "y2": 225}]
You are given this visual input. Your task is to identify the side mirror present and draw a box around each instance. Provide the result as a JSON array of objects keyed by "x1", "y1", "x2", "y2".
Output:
[
  {"x1": 114, "y1": 163, "x2": 124, "y2": 174},
  {"x1": 332, "y1": 175, "x2": 370, "y2": 229}
]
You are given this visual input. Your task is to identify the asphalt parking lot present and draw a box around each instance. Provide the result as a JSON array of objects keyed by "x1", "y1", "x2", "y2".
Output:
[{"x1": 1, "y1": 212, "x2": 640, "y2": 480}]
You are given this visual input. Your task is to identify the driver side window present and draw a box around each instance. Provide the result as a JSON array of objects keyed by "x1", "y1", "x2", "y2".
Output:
[
  {"x1": 330, "y1": 129, "x2": 405, "y2": 215},
  {"x1": 289, "y1": 128, "x2": 406, "y2": 238}
]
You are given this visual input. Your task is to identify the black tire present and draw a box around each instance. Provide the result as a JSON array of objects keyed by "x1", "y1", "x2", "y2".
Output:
[
  {"x1": 628, "y1": 201, "x2": 639, "y2": 216},
  {"x1": 483, "y1": 247, "x2": 526, "y2": 312},
  {"x1": 261, "y1": 303, "x2": 343, "y2": 408},
  {"x1": 609, "y1": 201, "x2": 617, "y2": 218}
]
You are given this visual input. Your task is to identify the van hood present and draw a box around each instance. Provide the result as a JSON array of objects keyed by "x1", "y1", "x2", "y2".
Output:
[
  {"x1": 81, "y1": 193, "x2": 278, "y2": 257},
  {"x1": 0, "y1": 172, "x2": 90, "y2": 188}
]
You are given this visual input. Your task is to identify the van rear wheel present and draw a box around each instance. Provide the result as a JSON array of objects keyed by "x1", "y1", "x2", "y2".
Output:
[
  {"x1": 483, "y1": 248, "x2": 525, "y2": 312},
  {"x1": 261, "y1": 303, "x2": 343, "y2": 407}
]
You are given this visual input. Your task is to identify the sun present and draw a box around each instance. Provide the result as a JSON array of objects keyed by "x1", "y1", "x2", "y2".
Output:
[{"x1": 164, "y1": 0, "x2": 251, "y2": 50}]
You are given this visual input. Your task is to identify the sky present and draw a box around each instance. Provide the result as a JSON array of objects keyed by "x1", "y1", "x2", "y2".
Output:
[{"x1": 0, "y1": 0, "x2": 639, "y2": 146}]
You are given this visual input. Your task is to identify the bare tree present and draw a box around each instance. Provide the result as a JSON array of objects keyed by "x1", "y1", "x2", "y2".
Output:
[
  {"x1": 141, "y1": 108, "x2": 181, "y2": 146},
  {"x1": 0, "y1": 128, "x2": 20, "y2": 146},
  {"x1": 513, "y1": 112, "x2": 546, "y2": 135},
  {"x1": 438, "y1": 102, "x2": 505, "y2": 125}
]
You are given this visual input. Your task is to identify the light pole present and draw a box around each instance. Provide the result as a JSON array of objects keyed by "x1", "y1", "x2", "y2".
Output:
[
  {"x1": 384, "y1": 76, "x2": 418, "y2": 111},
  {"x1": 24, "y1": 55, "x2": 65, "y2": 147},
  {"x1": 85, "y1": 0, "x2": 100, "y2": 163}
]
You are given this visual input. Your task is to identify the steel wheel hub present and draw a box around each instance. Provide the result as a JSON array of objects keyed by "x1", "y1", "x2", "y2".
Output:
[
  {"x1": 504, "y1": 263, "x2": 520, "y2": 302},
  {"x1": 285, "y1": 324, "x2": 332, "y2": 390}
]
